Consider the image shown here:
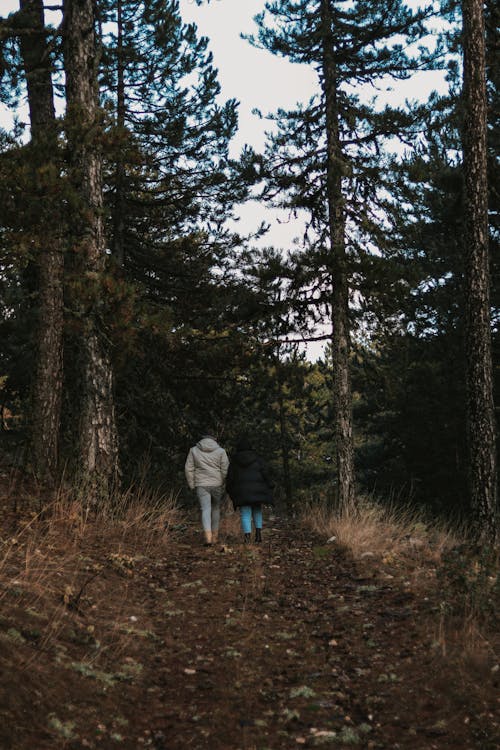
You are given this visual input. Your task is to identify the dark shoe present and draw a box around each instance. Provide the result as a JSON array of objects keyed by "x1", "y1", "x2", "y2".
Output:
[
  {"x1": 255, "y1": 528, "x2": 262, "y2": 543},
  {"x1": 244, "y1": 533, "x2": 251, "y2": 544}
]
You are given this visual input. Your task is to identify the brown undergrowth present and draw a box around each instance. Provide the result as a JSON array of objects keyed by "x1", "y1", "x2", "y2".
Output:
[
  {"x1": 0, "y1": 475, "x2": 498, "y2": 749},
  {"x1": 0, "y1": 473, "x2": 179, "y2": 748},
  {"x1": 300, "y1": 497, "x2": 458, "y2": 564},
  {"x1": 300, "y1": 496, "x2": 499, "y2": 689}
]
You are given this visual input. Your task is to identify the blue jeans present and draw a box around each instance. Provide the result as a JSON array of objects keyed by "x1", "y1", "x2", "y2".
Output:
[
  {"x1": 239, "y1": 505, "x2": 263, "y2": 534},
  {"x1": 196, "y1": 486, "x2": 224, "y2": 532}
]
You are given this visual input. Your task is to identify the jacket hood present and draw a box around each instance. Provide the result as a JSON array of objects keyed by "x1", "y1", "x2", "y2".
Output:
[
  {"x1": 196, "y1": 437, "x2": 220, "y2": 452},
  {"x1": 233, "y1": 449, "x2": 258, "y2": 467}
]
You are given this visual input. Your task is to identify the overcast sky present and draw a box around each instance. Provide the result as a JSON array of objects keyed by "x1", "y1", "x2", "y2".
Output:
[{"x1": 179, "y1": 0, "x2": 319, "y2": 155}]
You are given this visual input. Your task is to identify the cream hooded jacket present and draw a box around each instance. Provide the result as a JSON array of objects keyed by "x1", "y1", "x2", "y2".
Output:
[{"x1": 184, "y1": 437, "x2": 229, "y2": 490}]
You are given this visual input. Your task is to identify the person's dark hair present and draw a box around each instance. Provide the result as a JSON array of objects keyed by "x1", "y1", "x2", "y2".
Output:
[{"x1": 236, "y1": 436, "x2": 252, "y2": 452}]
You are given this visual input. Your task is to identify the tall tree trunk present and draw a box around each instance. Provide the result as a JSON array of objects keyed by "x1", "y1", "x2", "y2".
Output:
[
  {"x1": 462, "y1": 0, "x2": 497, "y2": 542},
  {"x1": 320, "y1": 0, "x2": 355, "y2": 509},
  {"x1": 112, "y1": 0, "x2": 126, "y2": 267},
  {"x1": 19, "y1": 0, "x2": 64, "y2": 481},
  {"x1": 277, "y1": 386, "x2": 293, "y2": 509},
  {"x1": 63, "y1": 0, "x2": 120, "y2": 492}
]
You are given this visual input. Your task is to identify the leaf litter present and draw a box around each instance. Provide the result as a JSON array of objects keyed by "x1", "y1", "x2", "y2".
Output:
[{"x1": 0, "y1": 508, "x2": 499, "y2": 749}]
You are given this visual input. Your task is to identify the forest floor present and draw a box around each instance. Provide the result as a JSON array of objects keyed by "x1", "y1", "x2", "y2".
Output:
[{"x1": 0, "y1": 475, "x2": 499, "y2": 749}]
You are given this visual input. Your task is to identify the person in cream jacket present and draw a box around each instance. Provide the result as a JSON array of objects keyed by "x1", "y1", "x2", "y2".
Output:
[{"x1": 185, "y1": 432, "x2": 229, "y2": 546}]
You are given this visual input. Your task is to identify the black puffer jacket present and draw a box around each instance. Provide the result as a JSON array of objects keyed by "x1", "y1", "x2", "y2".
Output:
[{"x1": 226, "y1": 444, "x2": 274, "y2": 508}]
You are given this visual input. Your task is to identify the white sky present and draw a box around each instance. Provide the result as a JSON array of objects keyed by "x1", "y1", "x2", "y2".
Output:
[{"x1": 179, "y1": 0, "x2": 319, "y2": 156}]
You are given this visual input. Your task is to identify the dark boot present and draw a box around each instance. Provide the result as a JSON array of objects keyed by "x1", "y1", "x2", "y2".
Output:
[
  {"x1": 244, "y1": 533, "x2": 251, "y2": 544},
  {"x1": 255, "y1": 528, "x2": 262, "y2": 543}
]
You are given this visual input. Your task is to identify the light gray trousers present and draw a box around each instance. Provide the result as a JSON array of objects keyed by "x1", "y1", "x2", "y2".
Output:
[{"x1": 196, "y1": 486, "x2": 224, "y2": 532}]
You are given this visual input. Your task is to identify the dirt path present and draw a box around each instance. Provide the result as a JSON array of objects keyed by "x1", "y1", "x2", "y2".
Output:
[{"x1": 2, "y1": 513, "x2": 499, "y2": 749}]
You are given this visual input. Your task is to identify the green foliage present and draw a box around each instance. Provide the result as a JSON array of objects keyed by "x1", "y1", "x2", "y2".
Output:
[
  {"x1": 242, "y1": 0, "x2": 450, "y2": 508},
  {"x1": 437, "y1": 545, "x2": 500, "y2": 624},
  {"x1": 90, "y1": 0, "x2": 258, "y2": 481},
  {"x1": 352, "y1": 332, "x2": 468, "y2": 514}
]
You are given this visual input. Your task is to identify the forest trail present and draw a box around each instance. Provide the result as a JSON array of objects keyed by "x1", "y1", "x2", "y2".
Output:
[{"x1": 1, "y1": 510, "x2": 499, "y2": 750}]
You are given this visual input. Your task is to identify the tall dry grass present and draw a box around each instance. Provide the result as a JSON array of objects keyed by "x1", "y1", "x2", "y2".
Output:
[
  {"x1": 0, "y1": 479, "x2": 181, "y2": 691},
  {"x1": 302, "y1": 497, "x2": 500, "y2": 664},
  {"x1": 0, "y1": 480, "x2": 180, "y2": 623},
  {"x1": 300, "y1": 496, "x2": 459, "y2": 564}
]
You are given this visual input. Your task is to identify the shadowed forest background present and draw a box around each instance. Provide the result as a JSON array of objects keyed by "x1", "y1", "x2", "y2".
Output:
[{"x1": 0, "y1": 0, "x2": 498, "y2": 530}]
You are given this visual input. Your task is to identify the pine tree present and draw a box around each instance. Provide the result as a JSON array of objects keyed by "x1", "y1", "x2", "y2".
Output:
[
  {"x1": 94, "y1": 0, "x2": 250, "y2": 475},
  {"x1": 18, "y1": 0, "x2": 64, "y2": 481},
  {"x1": 99, "y1": 0, "x2": 243, "y2": 272},
  {"x1": 247, "y1": 0, "x2": 439, "y2": 508},
  {"x1": 63, "y1": 0, "x2": 120, "y2": 490},
  {"x1": 0, "y1": 1, "x2": 64, "y2": 479},
  {"x1": 347, "y1": 2, "x2": 499, "y2": 519},
  {"x1": 461, "y1": 0, "x2": 497, "y2": 542}
]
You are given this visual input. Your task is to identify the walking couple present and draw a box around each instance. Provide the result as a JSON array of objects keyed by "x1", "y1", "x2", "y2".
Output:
[{"x1": 184, "y1": 432, "x2": 274, "y2": 546}]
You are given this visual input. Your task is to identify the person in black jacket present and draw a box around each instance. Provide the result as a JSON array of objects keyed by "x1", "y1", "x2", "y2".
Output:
[{"x1": 226, "y1": 437, "x2": 274, "y2": 543}]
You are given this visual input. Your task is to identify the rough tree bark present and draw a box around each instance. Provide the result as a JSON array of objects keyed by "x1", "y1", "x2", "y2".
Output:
[
  {"x1": 462, "y1": 0, "x2": 497, "y2": 542},
  {"x1": 63, "y1": 0, "x2": 120, "y2": 492},
  {"x1": 18, "y1": 0, "x2": 64, "y2": 481},
  {"x1": 277, "y1": 386, "x2": 293, "y2": 509},
  {"x1": 320, "y1": 0, "x2": 355, "y2": 509},
  {"x1": 112, "y1": 0, "x2": 126, "y2": 267}
]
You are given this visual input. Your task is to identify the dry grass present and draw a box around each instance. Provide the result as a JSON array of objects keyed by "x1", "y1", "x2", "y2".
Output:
[
  {"x1": 1, "y1": 482, "x2": 179, "y2": 564},
  {"x1": 0, "y1": 480, "x2": 180, "y2": 649},
  {"x1": 435, "y1": 542, "x2": 500, "y2": 655},
  {"x1": 300, "y1": 496, "x2": 459, "y2": 564},
  {"x1": 300, "y1": 496, "x2": 500, "y2": 661},
  {"x1": 218, "y1": 497, "x2": 242, "y2": 541},
  {"x1": 0, "y1": 477, "x2": 183, "y2": 748}
]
